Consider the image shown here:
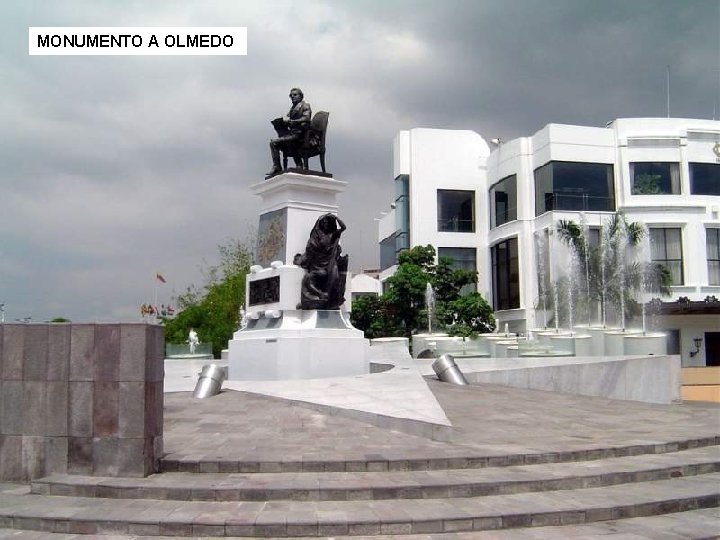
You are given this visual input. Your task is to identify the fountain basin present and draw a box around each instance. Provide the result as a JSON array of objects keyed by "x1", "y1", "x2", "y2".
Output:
[
  {"x1": 411, "y1": 333, "x2": 448, "y2": 358},
  {"x1": 623, "y1": 332, "x2": 667, "y2": 356},
  {"x1": 604, "y1": 330, "x2": 642, "y2": 356}
]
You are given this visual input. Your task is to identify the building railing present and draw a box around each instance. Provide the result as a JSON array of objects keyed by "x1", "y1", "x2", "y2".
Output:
[
  {"x1": 437, "y1": 218, "x2": 475, "y2": 232},
  {"x1": 542, "y1": 192, "x2": 615, "y2": 213}
]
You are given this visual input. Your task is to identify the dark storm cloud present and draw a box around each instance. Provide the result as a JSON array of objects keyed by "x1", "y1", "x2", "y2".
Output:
[
  {"x1": 334, "y1": 0, "x2": 718, "y2": 136},
  {"x1": 0, "y1": 0, "x2": 717, "y2": 321}
]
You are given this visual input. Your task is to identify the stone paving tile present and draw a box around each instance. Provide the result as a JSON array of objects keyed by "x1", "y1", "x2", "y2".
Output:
[
  {"x1": 162, "y1": 380, "x2": 719, "y2": 468},
  {"x1": 428, "y1": 381, "x2": 720, "y2": 455}
]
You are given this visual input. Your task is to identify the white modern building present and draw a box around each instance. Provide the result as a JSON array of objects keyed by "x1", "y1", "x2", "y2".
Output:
[{"x1": 378, "y1": 119, "x2": 720, "y2": 367}]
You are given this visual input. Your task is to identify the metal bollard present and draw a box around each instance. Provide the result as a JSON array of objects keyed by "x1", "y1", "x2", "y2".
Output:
[
  {"x1": 193, "y1": 364, "x2": 227, "y2": 398},
  {"x1": 432, "y1": 354, "x2": 468, "y2": 385}
]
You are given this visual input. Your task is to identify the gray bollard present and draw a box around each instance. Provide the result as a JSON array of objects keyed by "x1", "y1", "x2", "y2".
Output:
[
  {"x1": 193, "y1": 364, "x2": 227, "y2": 398},
  {"x1": 432, "y1": 354, "x2": 468, "y2": 385}
]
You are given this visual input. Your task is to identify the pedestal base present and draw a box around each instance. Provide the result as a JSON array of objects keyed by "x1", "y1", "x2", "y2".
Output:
[{"x1": 228, "y1": 310, "x2": 369, "y2": 380}]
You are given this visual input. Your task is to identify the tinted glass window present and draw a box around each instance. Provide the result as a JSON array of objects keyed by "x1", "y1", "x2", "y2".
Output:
[
  {"x1": 650, "y1": 228, "x2": 683, "y2": 285},
  {"x1": 534, "y1": 161, "x2": 615, "y2": 215},
  {"x1": 707, "y1": 228, "x2": 720, "y2": 286},
  {"x1": 631, "y1": 162, "x2": 680, "y2": 194},
  {"x1": 690, "y1": 163, "x2": 720, "y2": 195},
  {"x1": 491, "y1": 237, "x2": 520, "y2": 310},
  {"x1": 437, "y1": 190, "x2": 475, "y2": 232},
  {"x1": 490, "y1": 174, "x2": 517, "y2": 228}
]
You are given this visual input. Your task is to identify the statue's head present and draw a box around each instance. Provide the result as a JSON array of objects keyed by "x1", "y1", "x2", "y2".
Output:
[
  {"x1": 318, "y1": 214, "x2": 335, "y2": 233},
  {"x1": 289, "y1": 87, "x2": 304, "y2": 104}
]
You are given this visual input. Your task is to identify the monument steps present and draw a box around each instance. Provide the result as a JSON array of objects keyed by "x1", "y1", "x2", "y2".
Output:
[
  {"x1": 0, "y1": 507, "x2": 719, "y2": 538},
  {"x1": 158, "y1": 435, "x2": 719, "y2": 473},
  {"x1": 29, "y1": 446, "x2": 720, "y2": 502},
  {"x1": 1, "y1": 473, "x2": 718, "y2": 536}
]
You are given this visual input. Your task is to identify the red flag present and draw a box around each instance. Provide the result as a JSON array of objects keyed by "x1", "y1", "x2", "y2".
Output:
[{"x1": 156, "y1": 273, "x2": 166, "y2": 283}]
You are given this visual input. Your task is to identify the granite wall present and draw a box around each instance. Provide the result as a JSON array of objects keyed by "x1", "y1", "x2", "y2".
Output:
[{"x1": 0, "y1": 323, "x2": 164, "y2": 481}]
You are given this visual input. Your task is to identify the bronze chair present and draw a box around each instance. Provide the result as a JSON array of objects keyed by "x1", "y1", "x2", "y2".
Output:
[{"x1": 282, "y1": 111, "x2": 329, "y2": 173}]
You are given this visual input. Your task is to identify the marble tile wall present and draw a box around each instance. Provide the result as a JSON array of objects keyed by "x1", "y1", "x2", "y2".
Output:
[{"x1": 0, "y1": 323, "x2": 164, "y2": 481}]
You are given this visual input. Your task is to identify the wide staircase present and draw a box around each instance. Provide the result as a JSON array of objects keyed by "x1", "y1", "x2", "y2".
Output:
[{"x1": 1, "y1": 382, "x2": 719, "y2": 537}]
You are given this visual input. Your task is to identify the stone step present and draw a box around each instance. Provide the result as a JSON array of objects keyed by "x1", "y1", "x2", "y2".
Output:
[
  {"x1": 160, "y1": 435, "x2": 719, "y2": 473},
  {"x1": 30, "y1": 446, "x2": 720, "y2": 502},
  {"x1": 0, "y1": 507, "x2": 719, "y2": 539},
  {"x1": 2, "y1": 473, "x2": 718, "y2": 536}
]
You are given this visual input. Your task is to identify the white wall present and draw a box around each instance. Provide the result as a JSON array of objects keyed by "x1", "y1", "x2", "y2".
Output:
[
  {"x1": 351, "y1": 273, "x2": 382, "y2": 296},
  {"x1": 384, "y1": 128, "x2": 491, "y2": 293}
]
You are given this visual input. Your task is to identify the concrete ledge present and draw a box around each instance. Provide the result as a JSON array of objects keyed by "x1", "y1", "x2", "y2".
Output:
[{"x1": 420, "y1": 355, "x2": 682, "y2": 404}]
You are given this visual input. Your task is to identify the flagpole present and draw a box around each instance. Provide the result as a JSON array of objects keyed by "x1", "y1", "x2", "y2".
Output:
[{"x1": 154, "y1": 275, "x2": 159, "y2": 323}]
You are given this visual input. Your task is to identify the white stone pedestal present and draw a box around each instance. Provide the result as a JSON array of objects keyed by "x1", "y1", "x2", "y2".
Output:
[
  {"x1": 254, "y1": 172, "x2": 348, "y2": 267},
  {"x1": 228, "y1": 310, "x2": 368, "y2": 380},
  {"x1": 228, "y1": 171, "x2": 369, "y2": 380}
]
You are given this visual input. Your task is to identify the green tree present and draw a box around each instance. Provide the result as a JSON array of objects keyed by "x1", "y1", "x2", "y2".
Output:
[
  {"x1": 163, "y1": 238, "x2": 253, "y2": 357},
  {"x1": 351, "y1": 245, "x2": 493, "y2": 338},
  {"x1": 383, "y1": 246, "x2": 436, "y2": 336},
  {"x1": 349, "y1": 294, "x2": 402, "y2": 339},
  {"x1": 442, "y1": 292, "x2": 495, "y2": 337}
]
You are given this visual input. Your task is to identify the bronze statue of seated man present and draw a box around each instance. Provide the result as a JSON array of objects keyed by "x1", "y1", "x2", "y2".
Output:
[{"x1": 266, "y1": 87, "x2": 311, "y2": 179}]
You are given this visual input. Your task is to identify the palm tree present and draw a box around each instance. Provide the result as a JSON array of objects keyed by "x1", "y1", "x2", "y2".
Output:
[{"x1": 553, "y1": 213, "x2": 671, "y2": 329}]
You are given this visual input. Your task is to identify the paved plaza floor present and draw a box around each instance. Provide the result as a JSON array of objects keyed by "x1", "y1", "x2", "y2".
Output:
[
  {"x1": 163, "y1": 380, "x2": 720, "y2": 465},
  {"x1": 1, "y1": 349, "x2": 718, "y2": 539}
]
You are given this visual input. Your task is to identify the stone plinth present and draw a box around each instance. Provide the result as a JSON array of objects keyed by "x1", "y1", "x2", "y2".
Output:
[
  {"x1": 253, "y1": 172, "x2": 348, "y2": 267},
  {"x1": 228, "y1": 310, "x2": 368, "y2": 380},
  {"x1": 0, "y1": 323, "x2": 164, "y2": 481},
  {"x1": 230, "y1": 171, "x2": 367, "y2": 381}
]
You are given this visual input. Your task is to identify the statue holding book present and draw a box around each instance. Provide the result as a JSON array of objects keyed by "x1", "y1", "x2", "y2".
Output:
[
  {"x1": 265, "y1": 88, "x2": 331, "y2": 179},
  {"x1": 266, "y1": 87, "x2": 312, "y2": 178}
]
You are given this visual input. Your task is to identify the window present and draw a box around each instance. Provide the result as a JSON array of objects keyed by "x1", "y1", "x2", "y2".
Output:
[
  {"x1": 630, "y1": 162, "x2": 680, "y2": 194},
  {"x1": 650, "y1": 228, "x2": 683, "y2": 285},
  {"x1": 534, "y1": 161, "x2": 615, "y2": 215},
  {"x1": 666, "y1": 329, "x2": 680, "y2": 356},
  {"x1": 708, "y1": 228, "x2": 720, "y2": 286},
  {"x1": 490, "y1": 174, "x2": 517, "y2": 228},
  {"x1": 690, "y1": 163, "x2": 720, "y2": 195},
  {"x1": 395, "y1": 175, "x2": 410, "y2": 252},
  {"x1": 438, "y1": 247, "x2": 477, "y2": 295},
  {"x1": 380, "y1": 234, "x2": 396, "y2": 271},
  {"x1": 491, "y1": 237, "x2": 520, "y2": 310},
  {"x1": 437, "y1": 190, "x2": 475, "y2": 232}
]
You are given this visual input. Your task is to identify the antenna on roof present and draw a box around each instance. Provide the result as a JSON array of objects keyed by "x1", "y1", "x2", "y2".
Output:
[
  {"x1": 666, "y1": 65, "x2": 670, "y2": 118},
  {"x1": 716, "y1": 0, "x2": 720, "y2": 119}
]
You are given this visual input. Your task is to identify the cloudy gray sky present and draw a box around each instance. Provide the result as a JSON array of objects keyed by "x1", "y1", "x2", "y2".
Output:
[{"x1": 1, "y1": 0, "x2": 717, "y2": 322}]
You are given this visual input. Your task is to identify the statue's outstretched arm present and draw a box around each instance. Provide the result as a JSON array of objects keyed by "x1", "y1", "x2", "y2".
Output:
[{"x1": 336, "y1": 216, "x2": 347, "y2": 232}]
